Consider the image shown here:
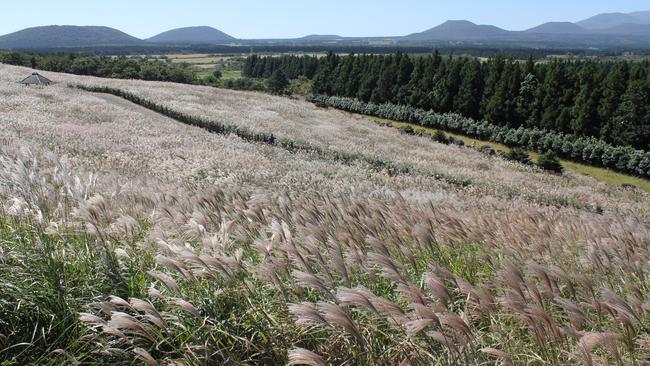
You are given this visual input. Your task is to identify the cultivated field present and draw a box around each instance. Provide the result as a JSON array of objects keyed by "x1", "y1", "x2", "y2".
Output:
[{"x1": 0, "y1": 63, "x2": 649, "y2": 365}]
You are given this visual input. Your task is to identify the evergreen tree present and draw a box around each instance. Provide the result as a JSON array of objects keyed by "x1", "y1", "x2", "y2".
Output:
[
  {"x1": 571, "y1": 63, "x2": 602, "y2": 137},
  {"x1": 267, "y1": 69, "x2": 289, "y2": 95},
  {"x1": 394, "y1": 53, "x2": 414, "y2": 104},
  {"x1": 538, "y1": 61, "x2": 573, "y2": 132},
  {"x1": 516, "y1": 73, "x2": 538, "y2": 126},
  {"x1": 608, "y1": 76, "x2": 650, "y2": 149},
  {"x1": 599, "y1": 63, "x2": 629, "y2": 141},
  {"x1": 537, "y1": 150, "x2": 564, "y2": 173},
  {"x1": 454, "y1": 59, "x2": 483, "y2": 119},
  {"x1": 480, "y1": 55, "x2": 506, "y2": 122}
]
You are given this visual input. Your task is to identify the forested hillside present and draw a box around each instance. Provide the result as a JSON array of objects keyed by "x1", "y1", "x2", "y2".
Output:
[{"x1": 243, "y1": 52, "x2": 650, "y2": 151}]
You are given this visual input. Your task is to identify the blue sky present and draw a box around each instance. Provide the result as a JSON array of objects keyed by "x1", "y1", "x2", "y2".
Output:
[{"x1": 2, "y1": 0, "x2": 649, "y2": 39}]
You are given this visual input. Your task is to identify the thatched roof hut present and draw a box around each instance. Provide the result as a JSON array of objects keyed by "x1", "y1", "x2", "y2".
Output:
[{"x1": 19, "y1": 72, "x2": 53, "y2": 86}]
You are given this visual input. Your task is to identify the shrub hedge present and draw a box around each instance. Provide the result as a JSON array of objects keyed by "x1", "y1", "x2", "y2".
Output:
[{"x1": 308, "y1": 94, "x2": 650, "y2": 178}]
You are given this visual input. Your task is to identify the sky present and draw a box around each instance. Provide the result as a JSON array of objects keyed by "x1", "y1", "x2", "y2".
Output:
[{"x1": 2, "y1": 0, "x2": 649, "y2": 39}]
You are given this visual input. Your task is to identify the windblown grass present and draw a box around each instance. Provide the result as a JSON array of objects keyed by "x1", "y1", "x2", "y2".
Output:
[{"x1": 0, "y1": 63, "x2": 648, "y2": 365}]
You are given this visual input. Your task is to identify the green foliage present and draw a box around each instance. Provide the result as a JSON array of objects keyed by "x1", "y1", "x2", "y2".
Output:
[
  {"x1": 398, "y1": 125, "x2": 416, "y2": 135},
  {"x1": 307, "y1": 94, "x2": 650, "y2": 178},
  {"x1": 506, "y1": 147, "x2": 532, "y2": 165},
  {"x1": 0, "y1": 52, "x2": 196, "y2": 84},
  {"x1": 0, "y1": 217, "x2": 153, "y2": 365},
  {"x1": 537, "y1": 150, "x2": 564, "y2": 173},
  {"x1": 245, "y1": 53, "x2": 650, "y2": 151},
  {"x1": 433, "y1": 130, "x2": 449, "y2": 144},
  {"x1": 267, "y1": 69, "x2": 290, "y2": 95}
]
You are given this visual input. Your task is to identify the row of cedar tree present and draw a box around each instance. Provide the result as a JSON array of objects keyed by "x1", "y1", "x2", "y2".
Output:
[{"x1": 243, "y1": 52, "x2": 650, "y2": 152}]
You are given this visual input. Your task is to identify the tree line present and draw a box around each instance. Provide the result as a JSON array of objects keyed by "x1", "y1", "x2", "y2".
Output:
[
  {"x1": 243, "y1": 52, "x2": 650, "y2": 152},
  {"x1": 307, "y1": 94, "x2": 650, "y2": 179},
  {"x1": 1, "y1": 51, "x2": 196, "y2": 84}
]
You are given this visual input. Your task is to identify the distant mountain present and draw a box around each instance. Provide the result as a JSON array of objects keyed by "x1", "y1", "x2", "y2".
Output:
[
  {"x1": 594, "y1": 23, "x2": 650, "y2": 36},
  {"x1": 0, "y1": 25, "x2": 143, "y2": 49},
  {"x1": 525, "y1": 22, "x2": 585, "y2": 34},
  {"x1": 296, "y1": 35, "x2": 343, "y2": 41},
  {"x1": 147, "y1": 26, "x2": 236, "y2": 44},
  {"x1": 630, "y1": 11, "x2": 650, "y2": 23},
  {"x1": 578, "y1": 11, "x2": 650, "y2": 29},
  {"x1": 404, "y1": 20, "x2": 508, "y2": 41}
]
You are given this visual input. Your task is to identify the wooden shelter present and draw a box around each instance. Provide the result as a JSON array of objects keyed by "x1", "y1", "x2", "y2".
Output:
[{"x1": 19, "y1": 72, "x2": 53, "y2": 86}]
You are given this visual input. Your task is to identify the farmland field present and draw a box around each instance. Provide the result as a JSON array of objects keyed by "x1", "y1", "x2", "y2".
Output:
[{"x1": 0, "y1": 63, "x2": 649, "y2": 365}]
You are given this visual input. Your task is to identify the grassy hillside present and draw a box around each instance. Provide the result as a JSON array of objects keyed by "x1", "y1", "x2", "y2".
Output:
[
  {"x1": 0, "y1": 64, "x2": 648, "y2": 365},
  {"x1": 365, "y1": 116, "x2": 650, "y2": 193}
]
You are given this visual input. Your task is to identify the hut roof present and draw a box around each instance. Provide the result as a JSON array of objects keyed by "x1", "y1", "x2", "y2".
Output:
[{"x1": 20, "y1": 72, "x2": 53, "y2": 86}]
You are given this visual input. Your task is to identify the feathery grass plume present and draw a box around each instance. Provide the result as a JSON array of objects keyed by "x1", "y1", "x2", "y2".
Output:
[
  {"x1": 79, "y1": 313, "x2": 107, "y2": 326},
  {"x1": 426, "y1": 331, "x2": 459, "y2": 354},
  {"x1": 129, "y1": 298, "x2": 167, "y2": 330},
  {"x1": 404, "y1": 319, "x2": 437, "y2": 337},
  {"x1": 148, "y1": 287, "x2": 163, "y2": 299},
  {"x1": 293, "y1": 270, "x2": 334, "y2": 299},
  {"x1": 368, "y1": 252, "x2": 406, "y2": 283},
  {"x1": 197, "y1": 254, "x2": 237, "y2": 280},
  {"x1": 109, "y1": 295, "x2": 132, "y2": 309},
  {"x1": 51, "y1": 349, "x2": 78, "y2": 364},
  {"x1": 317, "y1": 301, "x2": 364, "y2": 344},
  {"x1": 396, "y1": 282, "x2": 431, "y2": 306},
  {"x1": 524, "y1": 304, "x2": 561, "y2": 341},
  {"x1": 577, "y1": 332, "x2": 625, "y2": 366},
  {"x1": 100, "y1": 326, "x2": 128, "y2": 341},
  {"x1": 174, "y1": 299, "x2": 201, "y2": 319},
  {"x1": 147, "y1": 270, "x2": 181, "y2": 293},
  {"x1": 554, "y1": 297, "x2": 588, "y2": 330},
  {"x1": 411, "y1": 223, "x2": 436, "y2": 254},
  {"x1": 600, "y1": 289, "x2": 640, "y2": 323},
  {"x1": 500, "y1": 261, "x2": 526, "y2": 300},
  {"x1": 474, "y1": 285, "x2": 496, "y2": 312},
  {"x1": 526, "y1": 261, "x2": 555, "y2": 298},
  {"x1": 480, "y1": 347, "x2": 514, "y2": 366},
  {"x1": 109, "y1": 214, "x2": 141, "y2": 241},
  {"x1": 336, "y1": 287, "x2": 379, "y2": 315},
  {"x1": 328, "y1": 238, "x2": 350, "y2": 286},
  {"x1": 133, "y1": 347, "x2": 159, "y2": 366},
  {"x1": 88, "y1": 301, "x2": 117, "y2": 316},
  {"x1": 288, "y1": 302, "x2": 327, "y2": 326},
  {"x1": 366, "y1": 236, "x2": 391, "y2": 256},
  {"x1": 423, "y1": 272, "x2": 451, "y2": 306},
  {"x1": 108, "y1": 311, "x2": 157, "y2": 343},
  {"x1": 75, "y1": 194, "x2": 112, "y2": 236},
  {"x1": 287, "y1": 347, "x2": 327, "y2": 366},
  {"x1": 355, "y1": 287, "x2": 408, "y2": 326},
  {"x1": 410, "y1": 303, "x2": 439, "y2": 323},
  {"x1": 155, "y1": 254, "x2": 195, "y2": 281},
  {"x1": 438, "y1": 311, "x2": 472, "y2": 339}
]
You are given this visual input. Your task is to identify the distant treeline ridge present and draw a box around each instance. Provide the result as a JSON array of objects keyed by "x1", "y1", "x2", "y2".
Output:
[{"x1": 244, "y1": 52, "x2": 650, "y2": 152}]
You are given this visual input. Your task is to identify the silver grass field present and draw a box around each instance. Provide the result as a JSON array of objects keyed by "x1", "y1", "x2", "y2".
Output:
[{"x1": 0, "y1": 64, "x2": 648, "y2": 365}]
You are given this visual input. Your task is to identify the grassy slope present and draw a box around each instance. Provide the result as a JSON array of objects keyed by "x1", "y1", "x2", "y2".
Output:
[
  {"x1": 366, "y1": 116, "x2": 650, "y2": 193},
  {"x1": 1, "y1": 64, "x2": 648, "y2": 365}
]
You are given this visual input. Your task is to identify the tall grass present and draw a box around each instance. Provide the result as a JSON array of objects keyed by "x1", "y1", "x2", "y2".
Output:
[
  {"x1": 0, "y1": 64, "x2": 648, "y2": 365},
  {"x1": 0, "y1": 150, "x2": 647, "y2": 365}
]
